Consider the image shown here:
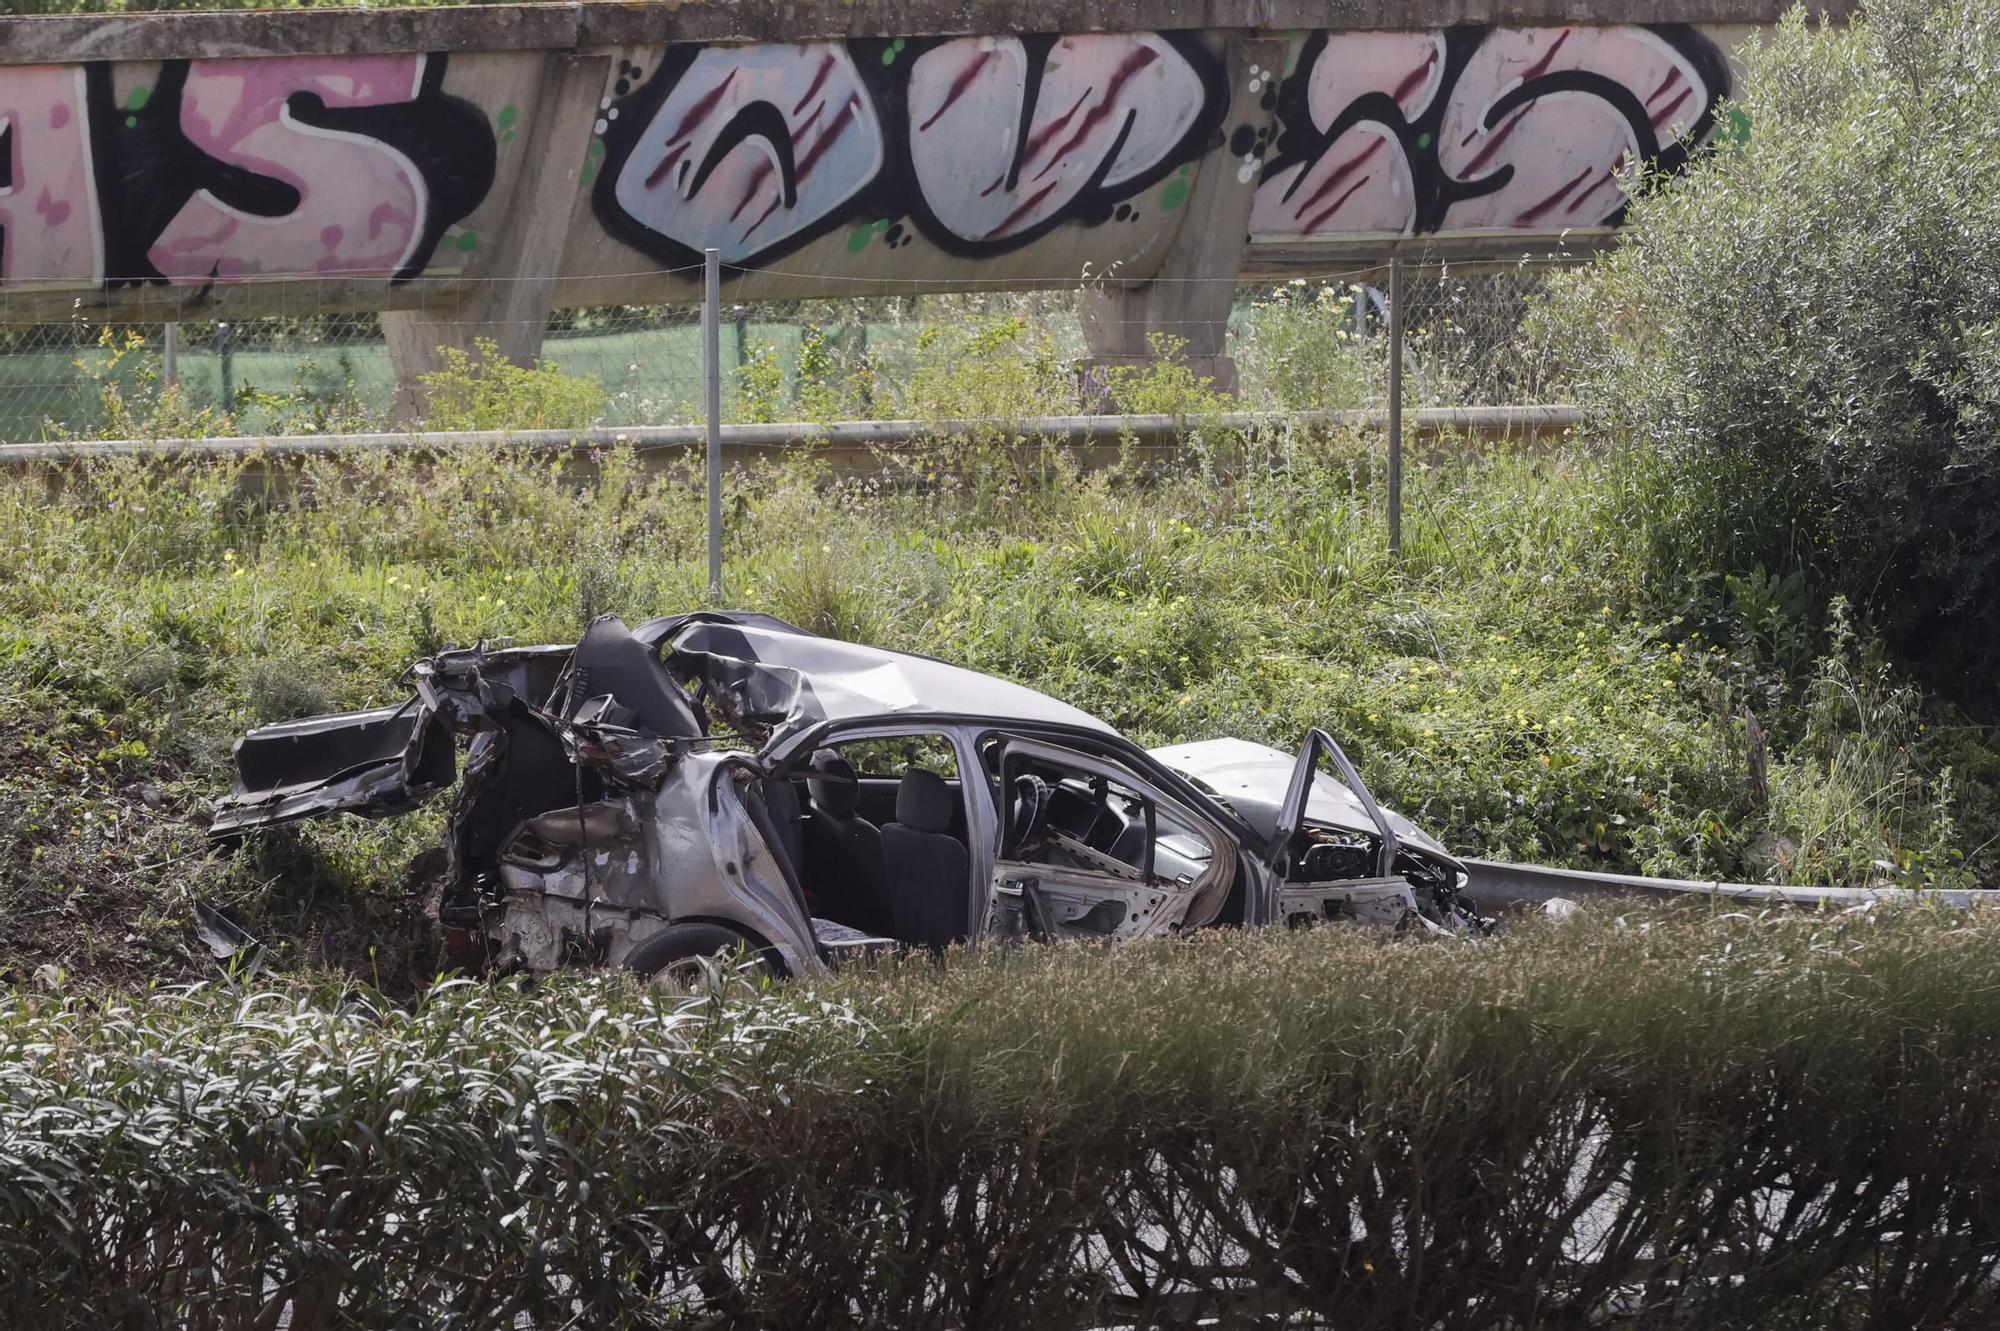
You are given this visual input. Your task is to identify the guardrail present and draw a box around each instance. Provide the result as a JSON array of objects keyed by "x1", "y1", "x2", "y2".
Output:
[
  {"x1": 0, "y1": 405, "x2": 1584, "y2": 469},
  {"x1": 1464, "y1": 857, "x2": 2000, "y2": 912}
]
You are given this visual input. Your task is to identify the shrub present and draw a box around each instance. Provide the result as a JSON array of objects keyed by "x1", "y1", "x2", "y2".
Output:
[
  {"x1": 1542, "y1": 0, "x2": 2000, "y2": 690},
  {"x1": 1235, "y1": 279, "x2": 1383, "y2": 410},
  {"x1": 6, "y1": 912, "x2": 2000, "y2": 1328},
  {"x1": 419, "y1": 339, "x2": 604, "y2": 432}
]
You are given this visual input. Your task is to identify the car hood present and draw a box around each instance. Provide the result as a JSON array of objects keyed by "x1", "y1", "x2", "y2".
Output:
[{"x1": 1147, "y1": 737, "x2": 1455, "y2": 863}]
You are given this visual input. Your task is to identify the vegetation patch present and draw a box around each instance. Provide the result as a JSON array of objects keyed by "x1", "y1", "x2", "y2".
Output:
[
  {"x1": 1546, "y1": 0, "x2": 2000, "y2": 692},
  {"x1": 5, "y1": 910, "x2": 2000, "y2": 1328},
  {"x1": 0, "y1": 421, "x2": 1989, "y2": 986}
]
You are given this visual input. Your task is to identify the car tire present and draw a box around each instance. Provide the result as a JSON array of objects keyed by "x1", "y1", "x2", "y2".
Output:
[{"x1": 623, "y1": 922, "x2": 781, "y2": 988}]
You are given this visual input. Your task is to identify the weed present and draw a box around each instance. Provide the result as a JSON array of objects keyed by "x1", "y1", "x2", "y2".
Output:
[{"x1": 418, "y1": 339, "x2": 604, "y2": 432}]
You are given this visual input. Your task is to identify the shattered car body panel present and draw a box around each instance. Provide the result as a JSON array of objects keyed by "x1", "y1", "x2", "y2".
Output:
[
  {"x1": 663, "y1": 616, "x2": 1115, "y2": 742},
  {"x1": 211, "y1": 703, "x2": 456, "y2": 835},
  {"x1": 483, "y1": 750, "x2": 822, "y2": 977},
  {"x1": 211, "y1": 611, "x2": 1485, "y2": 977}
]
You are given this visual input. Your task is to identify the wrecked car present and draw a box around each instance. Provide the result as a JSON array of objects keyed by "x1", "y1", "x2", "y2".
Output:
[{"x1": 211, "y1": 612, "x2": 1485, "y2": 980}]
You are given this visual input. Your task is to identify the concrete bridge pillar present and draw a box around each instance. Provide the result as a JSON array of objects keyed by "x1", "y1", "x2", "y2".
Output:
[
  {"x1": 1077, "y1": 33, "x2": 1287, "y2": 401},
  {"x1": 384, "y1": 53, "x2": 609, "y2": 421}
]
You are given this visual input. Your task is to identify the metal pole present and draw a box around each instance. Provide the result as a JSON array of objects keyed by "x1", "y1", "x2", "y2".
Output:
[
  {"x1": 216, "y1": 322, "x2": 233, "y2": 414},
  {"x1": 1386, "y1": 253, "x2": 1403, "y2": 557},
  {"x1": 162, "y1": 323, "x2": 179, "y2": 387},
  {"x1": 703, "y1": 248, "x2": 723, "y2": 602}
]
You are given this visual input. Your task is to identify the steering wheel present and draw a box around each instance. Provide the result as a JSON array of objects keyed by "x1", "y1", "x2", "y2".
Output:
[{"x1": 1007, "y1": 773, "x2": 1053, "y2": 857}]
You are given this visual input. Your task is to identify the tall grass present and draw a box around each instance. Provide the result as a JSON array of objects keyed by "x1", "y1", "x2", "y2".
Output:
[
  {"x1": 0, "y1": 421, "x2": 1989, "y2": 983},
  {"x1": 4, "y1": 909, "x2": 1999, "y2": 1328}
]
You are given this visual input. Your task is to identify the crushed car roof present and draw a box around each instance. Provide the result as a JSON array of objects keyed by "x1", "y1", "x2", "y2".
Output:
[{"x1": 649, "y1": 613, "x2": 1115, "y2": 742}]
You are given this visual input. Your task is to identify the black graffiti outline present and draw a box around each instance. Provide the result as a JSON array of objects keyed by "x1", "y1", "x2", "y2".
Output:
[
  {"x1": 0, "y1": 117, "x2": 12, "y2": 280},
  {"x1": 86, "y1": 53, "x2": 494, "y2": 289},
  {"x1": 592, "y1": 32, "x2": 1229, "y2": 271},
  {"x1": 1260, "y1": 25, "x2": 1730, "y2": 236}
]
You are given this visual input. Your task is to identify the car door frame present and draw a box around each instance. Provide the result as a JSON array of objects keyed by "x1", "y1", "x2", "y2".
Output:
[
  {"x1": 769, "y1": 718, "x2": 997, "y2": 950},
  {"x1": 1263, "y1": 727, "x2": 1430, "y2": 928},
  {"x1": 977, "y1": 730, "x2": 1239, "y2": 944},
  {"x1": 1271, "y1": 728, "x2": 1402, "y2": 879}
]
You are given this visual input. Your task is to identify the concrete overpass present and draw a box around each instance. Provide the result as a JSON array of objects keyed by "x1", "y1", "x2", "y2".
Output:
[{"x1": 0, "y1": 0, "x2": 1842, "y2": 405}]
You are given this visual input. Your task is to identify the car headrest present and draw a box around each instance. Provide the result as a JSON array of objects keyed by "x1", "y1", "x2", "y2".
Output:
[
  {"x1": 895, "y1": 769, "x2": 954, "y2": 834},
  {"x1": 806, "y1": 748, "x2": 860, "y2": 818}
]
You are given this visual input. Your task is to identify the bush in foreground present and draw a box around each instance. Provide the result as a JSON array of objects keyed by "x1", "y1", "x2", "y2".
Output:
[{"x1": 4, "y1": 910, "x2": 1999, "y2": 1329}]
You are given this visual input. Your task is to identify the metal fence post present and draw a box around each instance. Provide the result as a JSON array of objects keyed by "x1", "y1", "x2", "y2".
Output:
[
  {"x1": 162, "y1": 323, "x2": 179, "y2": 388},
  {"x1": 216, "y1": 323, "x2": 233, "y2": 413},
  {"x1": 1386, "y1": 252, "x2": 1403, "y2": 557},
  {"x1": 703, "y1": 248, "x2": 723, "y2": 602}
]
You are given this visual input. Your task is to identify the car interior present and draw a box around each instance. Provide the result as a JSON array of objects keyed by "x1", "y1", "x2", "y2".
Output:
[
  {"x1": 991, "y1": 744, "x2": 1213, "y2": 887},
  {"x1": 444, "y1": 615, "x2": 690, "y2": 919},
  {"x1": 782, "y1": 736, "x2": 977, "y2": 950}
]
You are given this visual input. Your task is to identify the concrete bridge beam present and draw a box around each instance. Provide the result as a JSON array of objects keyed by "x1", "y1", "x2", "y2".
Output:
[
  {"x1": 0, "y1": 0, "x2": 1844, "y2": 428},
  {"x1": 1077, "y1": 33, "x2": 1287, "y2": 398},
  {"x1": 383, "y1": 52, "x2": 609, "y2": 420}
]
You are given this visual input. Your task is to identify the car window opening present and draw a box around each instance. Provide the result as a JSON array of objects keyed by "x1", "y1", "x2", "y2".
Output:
[
  {"x1": 997, "y1": 747, "x2": 1213, "y2": 887},
  {"x1": 787, "y1": 734, "x2": 973, "y2": 950}
]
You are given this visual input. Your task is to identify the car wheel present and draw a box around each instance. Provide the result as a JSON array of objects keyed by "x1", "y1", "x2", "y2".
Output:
[{"x1": 622, "y1": 922, "x2": 781, "y2": 990}]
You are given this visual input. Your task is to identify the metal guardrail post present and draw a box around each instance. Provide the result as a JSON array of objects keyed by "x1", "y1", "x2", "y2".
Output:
[
  {"x1": 703, "y1": 248, "x2": 723, "y2": 602},
  {"x1": 1387, "y1": 251, "x2": 1403, "y2": 557}
]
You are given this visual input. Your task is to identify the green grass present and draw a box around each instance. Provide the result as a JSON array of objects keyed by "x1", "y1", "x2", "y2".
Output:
[{"x1": 0, "y1": 407, "x2": 1989, "y2": 986}]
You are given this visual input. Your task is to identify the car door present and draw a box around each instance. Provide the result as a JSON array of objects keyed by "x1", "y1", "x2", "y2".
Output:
[
  {"x1": 982, "y1": 734, "x2": 1236, "y2": 943},
  {"x1": 210, "y1": 700, "x2": 456, "y2": 836},
  {"x1": 1268, "y1": 728, "x2": 1423, "y2": 928}
]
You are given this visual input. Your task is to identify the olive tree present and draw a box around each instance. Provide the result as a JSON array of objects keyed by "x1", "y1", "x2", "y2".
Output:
[{"x1": 1547, "y1": 0, "x2": 2000, "y2": 687}]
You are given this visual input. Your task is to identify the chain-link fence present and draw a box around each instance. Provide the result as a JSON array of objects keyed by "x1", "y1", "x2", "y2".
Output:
[{"x1": 0, "y1": 253, "x2": 1588, "y2": 443}]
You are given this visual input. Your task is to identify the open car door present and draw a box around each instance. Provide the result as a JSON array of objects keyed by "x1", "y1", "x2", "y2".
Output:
[
  {"x1": 984, "y1": 735, "x2": 1236, "y2": 943},
  {"x1": 207, "y1": 643, "x2": 574, "y2": 839},
  {"x1": 1269, "y1": 727, "x2": 1440, "y2": 929}
]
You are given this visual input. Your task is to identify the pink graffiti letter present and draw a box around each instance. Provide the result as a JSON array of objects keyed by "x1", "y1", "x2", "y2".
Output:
[
  {"x1": 0, "y1": 66, "x2": 100, "y2": 285},
  {"x1": 149, "y1": 56, "x2": 429, "y2": 282}
]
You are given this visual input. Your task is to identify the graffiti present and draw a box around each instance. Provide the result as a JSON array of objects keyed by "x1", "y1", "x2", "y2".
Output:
[
  {"x1": 3, "y1": 24, "x2": 1743, "y2": 298},
  {"x1": 1251, "y1": 25, "x2": 1729, "y2": 237},
  {"x1": 606, "y1": 43, "x2": 883, "y2": 266},
  {"x1": 594, "y1": 32, "x2": 1227, "y2": 269},
  {"x1": 906, "y1": 34, "x2": 1215, "y2": 247},
  {"x1": 0, "y1": 53, "x2": 492, "y2": 288},
  {"x1": 0, "y1": 66, "x2": 100, "y2": 285}
]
